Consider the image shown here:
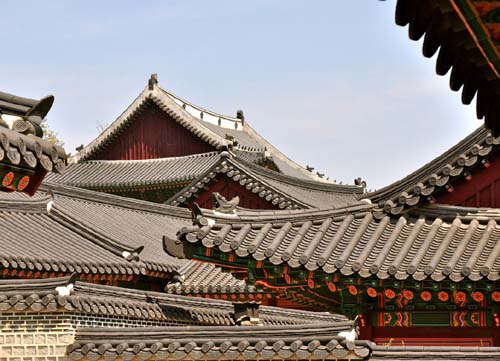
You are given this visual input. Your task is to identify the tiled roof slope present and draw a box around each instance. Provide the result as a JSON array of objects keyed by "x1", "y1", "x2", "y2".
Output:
[
  {"x1": 70, "y1": 75, "x2": 328, "y2": 182},
  {"x1": 0, "y1": 181, "x2": 190, "y2": 275},
  {"x1": 364, "y1": 126, "x2": 499, "y2": 215},
  {"x1": 371, "y1": 345, "x2": 500, "y2": 360},
  {"x1": 0, "y1": 276, "x2": 349, "y2": 326},
  {"x1": 0, "y1": 91, "x2": 66, "y2": 183},
  {"x1": 168, "y1": 152, "x2": 364, "y2": 210},
  {"x1": 40, "y1": 183, "x2": 191, "y2": 273},
  {"x1": 0, "y1": 192, "x2": 149, "y2": 276},
  {"x1": 178, "y1": 203, "x2": 500, "y2": 282},
  {"x1": 46, "y1": 152, "x2": 220, "y2": 190},
  {"x1": 0, "y1": 182, "x2": 259, "y2": 295},
  {"x1": 396, "y1": 0, "x2": 500, "y2": 135},
  {"x1": 69, "y1": 324, "x2": 370, "y2": 361},
  {"x1": 166, "y1": 260, "x2": 257, "y2": 295}
]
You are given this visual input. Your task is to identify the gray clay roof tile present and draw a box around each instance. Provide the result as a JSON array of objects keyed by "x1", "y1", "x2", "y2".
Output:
[{"x1": 179, "y1": 203, "x2": 500, "y2": 282}]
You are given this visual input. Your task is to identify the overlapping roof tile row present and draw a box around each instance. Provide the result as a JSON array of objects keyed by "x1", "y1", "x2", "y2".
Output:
[
  {"x1": 0, "y1": 276, "x2": 348, "y2": 326},
  {"x1": 178, "y1": 203, "x2": 500, "y2": 282},
  {"x1": 365, "y1": 126, "x2": 499, "y2": 214},
  {"x1": 68, "y1": 323, "x2": 368, "y2": 361}
]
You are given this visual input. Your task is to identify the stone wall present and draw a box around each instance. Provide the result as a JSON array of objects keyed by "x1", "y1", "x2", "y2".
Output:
[
  {"x1": 0, "y1": 313, "x2": 73, "y2": 361},
  {"x1": 0, "y1": 312, "x2": 192, "y2": 361}
]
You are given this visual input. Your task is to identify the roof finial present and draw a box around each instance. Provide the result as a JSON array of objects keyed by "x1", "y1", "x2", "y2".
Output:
[
  {"x1": 236, "y1": 110, "x2": 245, "y2": 125},
  {"x1": 212, "y1": 192, "x2": 239, "y2": 214},
  {"x1": 148, "y1": 73, "x2": 158, "y2": 90},
  {"x1": 233, "y1": 301, "x2": 262, "y2": 326}
]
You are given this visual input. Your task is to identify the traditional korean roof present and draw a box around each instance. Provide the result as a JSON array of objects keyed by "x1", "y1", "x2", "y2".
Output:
[
  {"x1": 177, "y1": 202, "x2": 500, "y2": 282},
  {"x1": 46, "y1": 152, "x2": 221, "y2": 191},
  {"x1": 70, "y1": 75, "x2": 323, "y2": 182},
  {"x1": 168, "y1": 151, "x2": 364, "y2": 210},
  {"x1": 165, "y1": 260, "x2": 257, "y2": 296},
  {"x1": 371, "y1": 345, "x2": 500, "y2": 360},
  {"x1": 396, "y1": 0, "x2": 500, "y2": 134},
  {"x1": 364, "y1": 125, "x2": 499, "y2": 215},
  {"x1": 0, "y1": 276, "x2": 348, "y2": 327},
  {"x1": 0, "y1": 182, "x2": 189, "y2": 276},
  {"x1": 0, "y1": 91, "x2": 66, "y2": 193},
  {"x1": 0, "y1": 182, "x2": 264, "y2": 298},
  {"x1": 68, "y1": 324, "x2": 371, "y2": 361}
]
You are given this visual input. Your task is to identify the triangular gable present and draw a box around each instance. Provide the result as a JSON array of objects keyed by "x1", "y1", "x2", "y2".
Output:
[
  {"x1": 168, "y1": 152, "x2": 363, "y2": 210},
  {"x1": 71, "y1": 75, "x2": 322, "y2": 182}
]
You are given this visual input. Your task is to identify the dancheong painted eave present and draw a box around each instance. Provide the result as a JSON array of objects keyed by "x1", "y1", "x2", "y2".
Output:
[
  {"x1": 176, "y1": 202, "x2": 500, "y2": 283},
  {"x1": 70, "y1": 74, "x2": 331, "y2": 183},
  {"x1": 396, "y1": 0, "x2": 500, "y2": 135}
]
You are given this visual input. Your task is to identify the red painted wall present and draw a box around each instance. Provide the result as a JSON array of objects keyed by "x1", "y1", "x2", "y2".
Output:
[
  {"x1": 90, "y1": 103, "x2": 215, "y2": 160},
  {"x1": 436, "y1": 152, "x2": 500, "y2": 207},
  {"x1": 188, "y1": 177, "x2": 278, "y2": 210}
]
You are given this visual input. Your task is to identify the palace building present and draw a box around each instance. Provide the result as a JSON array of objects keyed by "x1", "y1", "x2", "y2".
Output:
[{"x1": 4, "y1": 1, "x2": 500, "y2": 360}]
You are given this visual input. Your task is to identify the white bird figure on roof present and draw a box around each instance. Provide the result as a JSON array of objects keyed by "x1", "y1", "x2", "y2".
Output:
[{"x1": 338, "y1": 315, "x2": 359, "y2": 342}]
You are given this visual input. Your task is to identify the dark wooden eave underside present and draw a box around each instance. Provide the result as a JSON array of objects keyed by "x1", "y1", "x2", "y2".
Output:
[{"x1": 396, "y1": 0, "x2": 500, "y2": 135}]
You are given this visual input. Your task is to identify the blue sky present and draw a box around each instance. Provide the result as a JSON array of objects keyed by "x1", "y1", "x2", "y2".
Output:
[{"x1": 1, "y1": 1, "x2": 481, "y2": 189}]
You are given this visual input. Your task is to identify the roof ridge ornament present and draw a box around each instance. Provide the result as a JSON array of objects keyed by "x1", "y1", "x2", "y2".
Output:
[
  {"x1": 233, "y1": 301, "x2": 262, "y2": 326},
  {"x1": 191, "y1": 203, "x2": 215, "y2": 227},
  {"x1": 236, "y1": 109, "x2": 245, "y2": 126},
  {"x1": 354, "y1": 177, "x2": 367, "y2": 188},
  {"x1": 55, "y1": 273, "x2": 77, "y2": 296},
  {"x1": 212, "y1": 192, "x2": 239, "y2": 214},
  {"x1": 148, "y1": 73, "x2": 158, "y2": 90},
  {"x1": 121, "y1": 245, "x2": 144, "y2": 261}
]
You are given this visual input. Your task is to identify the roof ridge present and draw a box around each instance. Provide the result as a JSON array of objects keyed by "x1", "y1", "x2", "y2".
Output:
[
  {"x1": 0, "y1": 193, "x2": 52, "y2": 213},
  {"x1": 159, "y1": 86, "x2": 242, "y2": 124},
  {"x1": 48, "y1": 200, "x2": 141, "y2": 258},
  {"x1": 231, "y1": 155, "x2": 363, "y2": 193},
  {"x1": 82, "y1": 151, "x2": 220, "y2": 165},
  {"x1": 41, "y1": 182, "x2": 192, "y2": 219},
  {"x1": 0, "y1": 274, "x2": 75, "y2": 294},
  {"x1": 199, "y1": 202, "x2": 376, "y2": 223},
  {"x1": 410, "y1": 204, "x2": 500, "y2": 222}
]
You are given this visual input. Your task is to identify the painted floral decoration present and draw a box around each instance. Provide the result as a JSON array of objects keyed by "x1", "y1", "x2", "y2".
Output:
[
  {"x1": 367, "y1": 287, "x2": 377, "y2": 298},
  {"x1": 438, "y1": 291, "x2": 449, "y2": 302},
  {"x1": 455, "y1": 291, "x2": 466, "y2": 303},
  {"x1": 403, "y1": 290, "x2": 414, "y2": 300},
  {"x1": 348, "y1": 285, "x2": 358, "y2": 296},
  {"x1": 421, "y1": 291, "x2": 432, "y2": 302},
  {"x1": 385, "y1": 289, "x2": 396, "y2": 299},
  {"x1": 472, "y1": 291, "x2": 484, "y2": 303}
]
